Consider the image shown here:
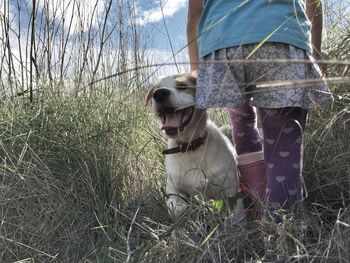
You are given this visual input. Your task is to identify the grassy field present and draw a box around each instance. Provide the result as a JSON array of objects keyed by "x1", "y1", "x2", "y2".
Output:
[
  {"x1": 1, "y1": 0, "x2": 350, "y2": 262},
  {"x1": 0, "y1": 80, "x2": 349, "y2": 262}
]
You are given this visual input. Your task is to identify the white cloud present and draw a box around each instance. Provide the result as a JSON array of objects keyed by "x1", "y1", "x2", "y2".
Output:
[
  {"x1": 136, "y1": 0, "x2": 187, "y2": 26},
  {"x1": 33, "y1": 0, "x2": 106, "y2": 33}
]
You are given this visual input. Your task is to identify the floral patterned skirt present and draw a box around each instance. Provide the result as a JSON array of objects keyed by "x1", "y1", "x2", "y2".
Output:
[{"x1": 196, "y1": 43, "x2": 334, "y2": 109}]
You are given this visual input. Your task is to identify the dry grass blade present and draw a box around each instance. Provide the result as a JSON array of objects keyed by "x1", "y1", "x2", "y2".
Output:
[
  {"x1": 86, "y1": 59, "x2": 350, "y2": 88},
  {"x1": 126, "y1": 206, "x2": 141, "y2": 263},
  {"x1": 256, "y1": 76, "x2": 350, "y2": 88},
  {"x1": 197, "y1": 224, "x2": 219, "y2": 250}
]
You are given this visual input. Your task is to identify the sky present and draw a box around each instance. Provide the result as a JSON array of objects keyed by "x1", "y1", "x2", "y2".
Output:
[
  {"x1": 1, "y1": 0, "x2": 190, "y2": 77},
  {"x1": 135, "y1": 0, "x2": 189, "y2": 72},
  {"x1": 2, "y1": 0, "x2": 348, "y2": 81}
]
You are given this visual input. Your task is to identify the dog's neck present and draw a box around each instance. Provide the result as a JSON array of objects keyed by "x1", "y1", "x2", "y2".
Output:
[
  {"x1": 164, "y1": 110, "x2": 209, "y2": 155},
  {"x1": 163, "y1": 132, "x2": 207, "y2": 155}
]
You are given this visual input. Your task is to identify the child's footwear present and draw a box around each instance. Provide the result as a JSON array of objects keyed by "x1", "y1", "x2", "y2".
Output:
[{"x1": 237, "y1": 151, "x2": 267, "y2": 220}]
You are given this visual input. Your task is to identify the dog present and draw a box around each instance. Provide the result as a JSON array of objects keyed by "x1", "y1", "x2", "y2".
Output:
[{"x1": 145, "y1": 73, "x2": 245, "y2": 221}]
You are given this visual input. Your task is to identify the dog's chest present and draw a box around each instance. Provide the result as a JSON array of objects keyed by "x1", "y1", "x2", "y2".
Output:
[
  {"x1": 166, "y1": 153, "x2": 209, "y2": 194},
  {"x1": 165, "y1": 148, "x2": 236, "y2": 198}
]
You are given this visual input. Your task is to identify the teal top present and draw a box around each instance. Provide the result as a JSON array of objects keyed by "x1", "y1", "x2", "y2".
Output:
[{"x1": 198, "y1": 0, "x2": 312, "y2": 57}]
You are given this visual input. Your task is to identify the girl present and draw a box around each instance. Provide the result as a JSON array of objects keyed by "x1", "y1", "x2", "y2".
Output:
[{"x1": 187, "y1": 0, "x2": 333, "y2": 219}]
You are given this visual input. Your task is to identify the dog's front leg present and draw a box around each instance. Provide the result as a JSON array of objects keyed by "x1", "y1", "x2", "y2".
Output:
[{"x1": 165, "y1": 174, "x2": 189, "y2": 219}]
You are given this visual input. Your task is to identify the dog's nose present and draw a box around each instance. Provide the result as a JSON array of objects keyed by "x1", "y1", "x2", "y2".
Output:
[{"x1": 153, "y1": 89, "x2": 170, "y2": 102}]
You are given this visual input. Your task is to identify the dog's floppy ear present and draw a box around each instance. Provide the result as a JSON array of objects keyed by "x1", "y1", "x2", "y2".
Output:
[
  {"x1": 175, "y1": 72, "x2": 197, "y2": 88},
  {"x1": 144, "y1": 85, "x2": 157, "y2": 106},
  {"x1": 187, "y1": 71, "x2": 197, "y2": 87}
]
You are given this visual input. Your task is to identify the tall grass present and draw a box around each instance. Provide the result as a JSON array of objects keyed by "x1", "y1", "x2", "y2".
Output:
[
  {"x1": 0, "y1": 89, "x2": 169, "y2": 261},
  {"x1": 0, "y1": 0, "x2": 350, "y2": 262},
  {"x1": 0, "y1": 0, "x2": 151, "y2": 98}
]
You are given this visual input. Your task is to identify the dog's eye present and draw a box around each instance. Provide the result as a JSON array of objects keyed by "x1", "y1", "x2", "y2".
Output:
[
  {"x1": 176, "y1": 83, "x2": 189, "y2": 90},
  {"x1": 176, "y1": 84, "x2": 186, "y2": 88},
  {"x1": 175, "y1": 79, "x2": 196, "y2": 90}
]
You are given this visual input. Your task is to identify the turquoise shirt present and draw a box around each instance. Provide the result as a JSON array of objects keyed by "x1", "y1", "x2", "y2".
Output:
[{"x1": 198, "y1": 0, "x2": 312, "y2": 57}]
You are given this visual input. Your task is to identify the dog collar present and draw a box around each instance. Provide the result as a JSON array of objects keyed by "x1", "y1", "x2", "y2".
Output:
[{"x1": 162, "y1": 133, "x2": 207, "y2": 155}]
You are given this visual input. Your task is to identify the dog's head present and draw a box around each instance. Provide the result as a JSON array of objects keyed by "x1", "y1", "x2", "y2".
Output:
[{"x1": 145, "y1": 73, "x2": 205, "y2": 138}]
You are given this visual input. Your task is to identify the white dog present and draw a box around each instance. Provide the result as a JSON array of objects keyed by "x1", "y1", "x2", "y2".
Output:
[{"x1": 145, "y1": 73, "x2": 245, "y2": 221}]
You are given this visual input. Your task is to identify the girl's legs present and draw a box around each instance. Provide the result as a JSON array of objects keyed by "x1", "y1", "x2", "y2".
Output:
[
  {"x1": 228, "y1": 102, "x2": 262, "y2": 155},
  {"x1": 258, "y1": 107, "x2": 308, "y2": 211},
  {"x1": 228, "y1": 103, "x2": 266, "y2": 219}
]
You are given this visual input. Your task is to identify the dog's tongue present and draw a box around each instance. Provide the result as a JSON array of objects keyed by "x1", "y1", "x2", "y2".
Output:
[{"x1": 161, "y1": 108, "x2": 192, "y2": 131}]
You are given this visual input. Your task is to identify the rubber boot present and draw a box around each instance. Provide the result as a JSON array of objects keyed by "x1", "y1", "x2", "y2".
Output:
[{"x1": 237, "y1": 151, "x2": 267, "y2": 220}]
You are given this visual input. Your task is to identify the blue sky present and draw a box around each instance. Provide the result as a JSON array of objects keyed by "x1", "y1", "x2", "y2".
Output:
[
  {"x1": 2, "y1": 0, "x2": 190, "y2": 75},
  {"x1": 3, "y1": 0, "x2": 349, "y2": 78},
  {"x1": 141, "y1": 0, "x2": 187, "y2": 50},
  {"x1": 136, "y1": 0, "x2": 189, "y2": 71},
  {"x1": 136, "y1": 0, "x2": 188, "y2": 51},
  {"x1": 8, "y1": 0, "x2": 189, "y2": 53}
]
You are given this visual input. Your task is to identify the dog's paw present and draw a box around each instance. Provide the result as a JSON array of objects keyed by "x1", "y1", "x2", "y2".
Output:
[{"x1": 166, "y1": 195, "x2": 188, "y2": 219}]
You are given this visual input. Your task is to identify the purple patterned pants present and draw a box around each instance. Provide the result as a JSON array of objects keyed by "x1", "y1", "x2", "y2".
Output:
[{"x1": 229, "y1": 103, "x2": 307, "y2": 210}]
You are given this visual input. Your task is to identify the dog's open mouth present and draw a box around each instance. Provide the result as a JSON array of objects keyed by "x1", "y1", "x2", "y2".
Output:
[{"x1": 159, "y1": 106, "x2": 194, "y2": 136}]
